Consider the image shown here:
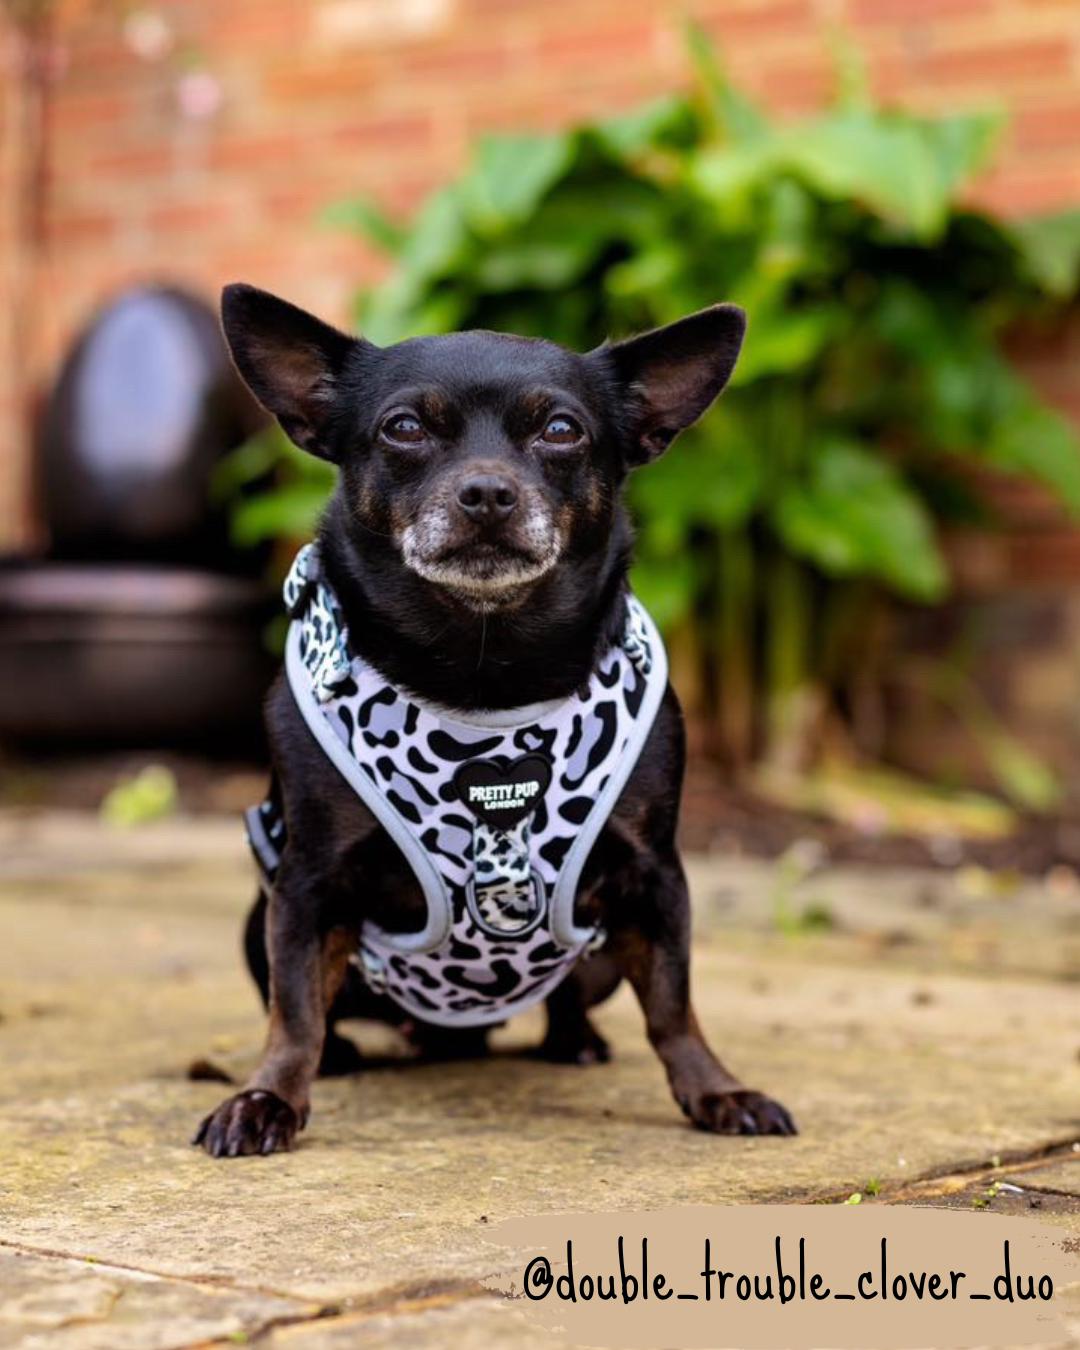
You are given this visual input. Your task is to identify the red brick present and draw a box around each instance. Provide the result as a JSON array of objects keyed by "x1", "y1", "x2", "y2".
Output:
[
  {"x1": 261, "y1": 56, "x2": 386, "y2": 104},
  {"x1": 969, "y1": 166, "x2": 1080, "y2": 215},
  {"x1": 919, "y1": 37, "x2": 1072, "y2": 87},
  {"x1": 204, "y1": 3, "x2": 307, "y2": 48},
  {"x1": 1015, "y1": 101, "x2": 1080, "y2": 152},
  {"x1": 47, "y1": 90, "x2": 133, "y2": 134},
  {"x1": 399, "y1": 42, "x2": 514, "y2": 82},
  {"x1": 42, "y1": 211, "x2": 115, "y2": 247},
  {"x1": 146, "y1": 201, "x2": 234, "y2": 235},
  {"x1": 738, "y1": 59, "x2": 833, "y2": 114},
  {"x1": 207, "y1": 133, "x2": 306, "y2": 173},
  {"x1": 1006, "y1": 533, "x2": 1080, "y2": 585},
  {"x1": 678, "y1": 1, "x2": 814, "y2": 40},
  {"x1": 535, "y1": 20, "x2": 659, "y2": 66},
  {"x1": 88, "y1": 145, "x2": 179, "y2": 177},
  {"x1": 850, "y1": 0, "x2": 991, "y2": 21},
  {"x1": 329, "y1": 112, "x2": 433, "y2": 151}
]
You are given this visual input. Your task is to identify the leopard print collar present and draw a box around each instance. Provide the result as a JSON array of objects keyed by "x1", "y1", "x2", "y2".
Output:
[{"x1": 251, "y1": 543, "x2": 668, "y2": 1029}]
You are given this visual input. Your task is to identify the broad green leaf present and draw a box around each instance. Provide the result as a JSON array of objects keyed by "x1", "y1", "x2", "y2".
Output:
[
  {"x1": 357, "y1": 189, "x2": 473, "y2": 342},
  {"x1": 210, "y1": 425, "x2": 288, "y2": 501},
  {"x1": 778, "y1": 113, "x2": 948, "y2": 238},
  {"x1": 231, "y1": 481, "x2": 333, "y2": 546},
  {"x1": 772, "y1": 440, "x2": 947, "y2": 600},
  {"x1": 469, "y1": 177, "x2": 668, "y2": 297},
  {"x1": 631, "y1": 417, "x2": 763, "y2": 532},
  {"x1": 523, "y1": 176, "x2": 669, "y2": 249},
  {"x1": 595, "y1": 94, "x2": 698, "y2": 158},
  {"x1": 460, "y1": 132, "x2": 574, "y2": 234},
  {"x1": 915, "y1": 111, "x2": 1003, "y2": 197},
  {"x1": 604, "y1": 245, "x2": 683, "y2": 305},
  {"x1": 320, "y1": 194, "x2": 406, "y2": 255},
  {"x1": 688, "y1": 142, "x2": 776, "y2": 206},
  {"x1": 1009, "y1": 209, "x2": 1080, "y2": 297},
  {"x1": 473, "y1": 237, "x2": 600, "y2": 290},
  {"x1": 986, "y1": 394, "x2": 1080, "y2": 515},
  {"x1": 731, "y1": 306, "x2": 842, "y2": 384},
  {"x1": 360, "y1": 272, "x2": 471, "y2": 345},
  {"x1": 397, "y1": 187, "x2": 471, "y2": 286}
]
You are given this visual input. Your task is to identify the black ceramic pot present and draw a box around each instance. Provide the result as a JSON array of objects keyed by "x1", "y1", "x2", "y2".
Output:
[
  {"x1": 38, "y1": 285, "x2": 262, "y2": 567},
  {"x1": 0, "y1": 561, "x2": 273, "y2": 748}
]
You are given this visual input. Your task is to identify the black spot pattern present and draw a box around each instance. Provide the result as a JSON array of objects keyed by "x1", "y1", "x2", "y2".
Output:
[
  {"x1": 284, "y1": 543, "x2": 666, "y2": 1029},
  {"x1": 427, "y1": 729, "x2": 502, "y2": 762}
]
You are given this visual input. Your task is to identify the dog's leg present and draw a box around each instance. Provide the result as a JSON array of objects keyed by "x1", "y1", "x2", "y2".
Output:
[
  {"x1": 194, "y1": 866, "x2": 354, "y2": 1157},
  {"x1": 405, "y1": 1021, "x2": 491, "y2": 1061},
  {"x1": 614, "y1": 851, "x2": 796, "y2": 1136},
  {"x1": 243, "y1": 886, "x2": 363, "y2": 1078},
  {"x1": 317, "y1": 1025, "x2": 366, "y2": 1077},
  {"x1": 536, "y1": 960, "x2": 618, "y2": 1064}
]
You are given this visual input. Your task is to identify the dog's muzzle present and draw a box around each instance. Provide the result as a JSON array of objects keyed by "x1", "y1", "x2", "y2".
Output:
[{"x1": 400, "y1": 477, "x2": 562, "y2": 602}]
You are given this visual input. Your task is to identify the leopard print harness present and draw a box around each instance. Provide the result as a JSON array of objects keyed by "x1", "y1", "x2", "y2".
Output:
[{"x1": 246, "y1": 543, "x2": 668, "y2": 1029}]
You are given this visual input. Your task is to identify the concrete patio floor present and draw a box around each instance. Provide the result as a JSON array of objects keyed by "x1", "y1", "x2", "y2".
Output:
[{"x1": 2, "y1": 810, "x2": 1080, "y2": 1347}]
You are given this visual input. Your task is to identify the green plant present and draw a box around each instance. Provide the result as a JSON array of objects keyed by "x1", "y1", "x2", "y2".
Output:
[{"x1": 220, "y1": 27, "x2": 1080, "y2": 786}]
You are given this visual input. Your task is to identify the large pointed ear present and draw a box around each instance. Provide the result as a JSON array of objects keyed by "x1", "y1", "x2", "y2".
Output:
[
  {"x1": 593, "y1": 304, "x2": 746, "y2": 466},
  {"x1": 220, "y1": 283, "x2": 367, "y2": 460}
]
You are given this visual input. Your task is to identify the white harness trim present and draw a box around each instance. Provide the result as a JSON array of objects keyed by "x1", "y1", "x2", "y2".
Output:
[{"x1": 250, "y1": 543, "x2": 669, "y2": 1029}]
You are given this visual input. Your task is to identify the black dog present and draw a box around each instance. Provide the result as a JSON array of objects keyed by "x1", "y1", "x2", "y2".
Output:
[{"x1": 194, "y1": 284, "x2": 796, "y2": 1156}]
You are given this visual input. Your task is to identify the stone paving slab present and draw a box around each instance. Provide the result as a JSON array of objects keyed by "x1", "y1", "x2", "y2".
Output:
[
  {"x1": 1004, "y1": 1157, "x2": 1080, "y2": 1197},
  {"x1": 2, "y1": 812, "x2": 1080, "y2": 1347},
  {"x1": 0, "y1": 1248, "x2": 310, "y2": 1350},
  {"x1": 686, "y1": 852, "x2": 1080, "y2": 982}
]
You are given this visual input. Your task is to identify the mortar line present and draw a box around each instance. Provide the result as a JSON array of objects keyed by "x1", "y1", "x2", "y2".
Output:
[
  {"x1": 215, "y1": 1282, "x2": 499, "y2": 1348},
  {"x1": 802, "y1": 1132, "x2": 1080, "y2": 1205}
]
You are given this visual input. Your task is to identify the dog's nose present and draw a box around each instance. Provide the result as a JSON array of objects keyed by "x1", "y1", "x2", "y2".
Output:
[{"x1": 456, "y1": 473, "x2": 519, "y2": 523}]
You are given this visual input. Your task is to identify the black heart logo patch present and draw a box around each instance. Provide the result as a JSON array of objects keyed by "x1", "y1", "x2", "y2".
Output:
[{"x1": 453, "y1": 753, "x2": 552, "y2": 830}]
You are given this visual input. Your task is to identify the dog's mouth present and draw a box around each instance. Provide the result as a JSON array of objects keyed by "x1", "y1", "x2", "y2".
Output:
[
  {"x1": 400, "y1": 515, "x2": 562, "y2": 605},
  {"x1": 403, "y1": 537, "x2": 562, "y2": 599}
]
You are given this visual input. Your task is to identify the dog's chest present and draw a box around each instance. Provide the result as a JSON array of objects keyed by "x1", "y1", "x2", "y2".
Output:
[{"x1": 249, "y1": 543, "x2": 667, "y2": 1029}]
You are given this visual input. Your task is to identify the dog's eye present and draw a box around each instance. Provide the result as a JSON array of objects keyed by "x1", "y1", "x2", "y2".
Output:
[
  {"x1": 537, "y1": 415, "x2": 585, "y2": 448},
  {"x1": 380, "y1": 413, "x2": 426, "y2": 445}
]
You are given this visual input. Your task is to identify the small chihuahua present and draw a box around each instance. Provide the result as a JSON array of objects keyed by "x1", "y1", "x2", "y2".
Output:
[{"x1": 194, "y1": 285, "x2": 796, "y2": 1156}]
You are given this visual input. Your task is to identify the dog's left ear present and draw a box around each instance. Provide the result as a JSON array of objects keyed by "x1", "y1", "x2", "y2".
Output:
[
  {"x1": 221, "y1": 283, "x2": 373, "y2": 461},
  {"x1": 593, "y1": 304, "x2": 746, "y2": 466}
]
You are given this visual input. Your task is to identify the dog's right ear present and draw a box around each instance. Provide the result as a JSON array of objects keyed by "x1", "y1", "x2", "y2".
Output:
[{"x1": 221, "y1": 284, "x2": 369, "y2": 460}]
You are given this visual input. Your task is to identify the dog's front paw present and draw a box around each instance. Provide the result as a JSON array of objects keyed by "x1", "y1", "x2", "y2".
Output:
[
  {"x1": 192, "y1": 1089, "x2": 303, "y2": 1157},
  {"x1": 683, "y1": 1088, "x2": 797, "y2": 1137}
]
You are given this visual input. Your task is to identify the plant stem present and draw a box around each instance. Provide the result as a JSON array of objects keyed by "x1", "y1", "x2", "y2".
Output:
[
  {"x1": 763, "y1": 550, "x2": 814, "y2": 772},
  {"x1": 714, "y1": 527, "x2": 755, "y2": 771}
]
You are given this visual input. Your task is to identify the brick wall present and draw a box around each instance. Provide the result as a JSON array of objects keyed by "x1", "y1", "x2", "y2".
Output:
[
  {"x1": 1, "y1": 0, "x2": 1079, "y2": 550},
  {"x1": 1, "y1": 0, "x2": 1079, "y2": 782}
]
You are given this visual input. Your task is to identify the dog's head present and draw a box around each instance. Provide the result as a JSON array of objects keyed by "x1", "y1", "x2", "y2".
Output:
[{"x1": 221, "y1": 285, "x2": 745, "y2": 611}]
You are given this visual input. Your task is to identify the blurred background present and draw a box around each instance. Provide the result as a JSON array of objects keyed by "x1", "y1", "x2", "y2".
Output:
[{"x1": 3, "y1": 0, "x2": 1080, "y2": 874}]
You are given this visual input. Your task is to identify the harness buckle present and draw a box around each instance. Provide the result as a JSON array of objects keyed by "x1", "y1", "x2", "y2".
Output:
[{"x1": 465, "y1": 869, "x2": 547, "y2": 939}]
